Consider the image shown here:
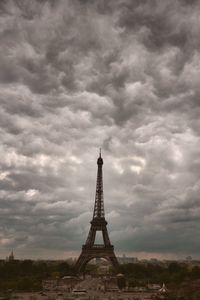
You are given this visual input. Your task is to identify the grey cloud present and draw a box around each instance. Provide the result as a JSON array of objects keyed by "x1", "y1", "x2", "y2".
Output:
[{"x1": 0, "y1": 0, "x2": 200, "y2": 259}]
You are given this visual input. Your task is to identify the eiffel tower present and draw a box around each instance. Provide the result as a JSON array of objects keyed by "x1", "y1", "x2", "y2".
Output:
[{"x1": 75, "y1": 151, "x2": 119, "y2": 273}]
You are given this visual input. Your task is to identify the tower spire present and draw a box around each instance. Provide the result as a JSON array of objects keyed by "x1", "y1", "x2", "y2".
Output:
[{"x1": 94, "y1": 149, "x2": 104, "y2": 218}]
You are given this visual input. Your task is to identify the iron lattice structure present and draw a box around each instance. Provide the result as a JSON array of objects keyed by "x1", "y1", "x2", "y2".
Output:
[{"x1": 75, "y1": 151, "x2": 119, "y2": 273}]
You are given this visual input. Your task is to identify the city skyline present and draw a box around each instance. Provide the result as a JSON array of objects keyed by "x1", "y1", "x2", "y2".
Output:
[{"x1": 0, "y1": 0, "x2": 200, "y2": 260}]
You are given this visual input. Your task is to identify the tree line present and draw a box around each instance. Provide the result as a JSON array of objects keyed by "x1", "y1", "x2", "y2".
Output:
[{"x1": 0, "y1": 260, "x2": 73, "y2": 292}]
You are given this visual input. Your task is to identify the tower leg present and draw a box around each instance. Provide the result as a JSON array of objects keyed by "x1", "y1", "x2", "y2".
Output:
[{"x1": 75, "y1": 247, "x2": 119, "y2": 273}]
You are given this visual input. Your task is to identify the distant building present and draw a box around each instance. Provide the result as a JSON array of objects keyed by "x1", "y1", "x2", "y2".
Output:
[
  {"x1": 118, "y1": 254, "x2": 138, "y2": 264},
  {"x1": 150, "y1": 258, "x2": 159, "y2": 264},
  {"x1": 6, "y1": 250, "x2": 15, "y2": 261},
  {"x1": 159, "y1": 283, "x2": 169, "y2": 294},
  {"x1": 103, "y1": 276, "x2": 118, "y2": 292},
  {"x1": 186, "y1": 256, "x2": 192, "y2": 262},
  {"x1": 148, "y1": 283, "x2": 161, "y2": 290}
]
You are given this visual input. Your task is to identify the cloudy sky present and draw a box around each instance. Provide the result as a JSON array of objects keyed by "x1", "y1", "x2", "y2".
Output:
[{"x1": 0, "y1": 0, "x2": 200, "y2": 260}]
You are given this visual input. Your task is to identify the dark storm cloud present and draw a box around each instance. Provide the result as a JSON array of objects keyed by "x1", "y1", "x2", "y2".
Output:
[{"x1": 0, "y1": 0, "x2": 200, "y2": 259}]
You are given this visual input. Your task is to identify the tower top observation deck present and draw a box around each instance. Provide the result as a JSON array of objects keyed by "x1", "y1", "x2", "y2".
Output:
[{"x1": 97, "y1": 148, "x2": 103, "y2": 165}]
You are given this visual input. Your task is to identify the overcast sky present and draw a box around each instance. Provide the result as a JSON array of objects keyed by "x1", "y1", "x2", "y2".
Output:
[{"x1": 0, "y1": 0, "x2": 200, "y2": 260}]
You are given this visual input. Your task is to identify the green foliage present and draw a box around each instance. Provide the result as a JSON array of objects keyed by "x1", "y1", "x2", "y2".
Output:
[
  {"x1": 0, "y1": 259, "x2": 199, "y2": 294},
  {"x1": 119, "y1": 262, "x2": 200, "y2": 287},
  {"x1": 190, "y1": 266, "x2": 200, "y2": 279},
  {"x1": 0, "y1": 260, "x2": 73, "y2": 292}
]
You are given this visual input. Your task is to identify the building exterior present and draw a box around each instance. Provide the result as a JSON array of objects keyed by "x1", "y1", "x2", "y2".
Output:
[{"x1": 118, "y1": 255, "x2": 138, "y2": 264}]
